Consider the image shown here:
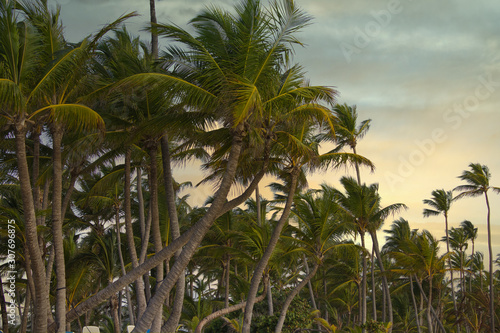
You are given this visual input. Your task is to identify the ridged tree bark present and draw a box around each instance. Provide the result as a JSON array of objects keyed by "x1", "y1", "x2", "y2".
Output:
[
  {"x1": 51, "y1": 125, "x2": 66, "y2": 333},
  {"x1": 15, "y1": 126, "x2": 49, "y2": 333},
  {"x1": 147, "y1": 142, "x2": 163, "y2": 332}
]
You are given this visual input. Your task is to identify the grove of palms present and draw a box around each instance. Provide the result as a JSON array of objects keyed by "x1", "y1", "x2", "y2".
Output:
[{"x1": 1, "y1": 1, "x2": 499, "y2": 333}]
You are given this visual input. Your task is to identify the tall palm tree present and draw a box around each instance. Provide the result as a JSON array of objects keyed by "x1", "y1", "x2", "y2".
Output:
[
  {"x1": 422, "y1": 189, "x2": 457, "y2": 318},
  {"x1": 335, "y1": 177, "x2": 406, "y2": 330},
  {"x1": 454, "y1": 163, "x2": 500, "y2": 333}
]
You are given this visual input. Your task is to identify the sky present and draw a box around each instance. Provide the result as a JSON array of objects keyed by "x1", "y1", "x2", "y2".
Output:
[{"x1": 49, "y1": 0, "x2": 500, "y2": 258}]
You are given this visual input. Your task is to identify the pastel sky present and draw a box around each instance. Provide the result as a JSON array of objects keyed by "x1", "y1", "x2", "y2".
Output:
[{"x1": 50, "y1": 0, "x2": 500, "y2": 257}]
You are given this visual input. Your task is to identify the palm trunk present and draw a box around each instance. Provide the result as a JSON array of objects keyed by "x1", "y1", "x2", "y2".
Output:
[
  {"x1": 160, "y1": 134, "x2": 186, "y2": 333},
  {"x1": 149, "y1": 0, "x2": 158, "y2": 58},
  {"x1": 242, "y1": 170, "x2": 300, "y2": 333},
  {"x1": 409, "y1": 276, "x2": 422, "y2": 333},
  {"x1": 485, "y1": 192, "x2": 494, "y2": 333},
  {"x1": 427, "y1": 276, "x2": 433, "y2": 333},
  {"x1": 115, "y1": 206, "x2": 136, "y2": 325},
  {"x1": 371, "y1": 247, "x2": 377, "y2": 321},
  {"x1": 0, "y1": 275, "x2": 9, "y2": 333},
  {"x1": 195, "y1": 280, "x2": 268, "y2": 333},
  {"x1": 275, "y1": 262, "x2": 319, "y2": 333},
  {"x1": 15, "y1": 125, "x2": 48, "y2": 333},
  {"x1": 110, "y1": 291, "x2": 120, "y2": 333},
  {"x1": 444, "y1": 214, "x2": 458, "y2": 318},
  {"x1": 133, "y1": 130, "x2": 249, "y2": 332},
  {"x1": 414, "y1": 275, "x2": 446, "y2": 333},
  {"x1": 303, "y1": 255, "x2": 317, "y2": 311},
  {"x1": 370, "y1": 231, "x2": 393, "y2": 329},
  {"x1": 360, "y1": 232, "x2": 367, "y2": 331},
  {"x1": 125, "y1": 150, "x2": 147, "y2": 319},
  {"x1": 20, "y1": 284, "x2": 31, "y2": 333},
  {"x1": 51, "y1": 126, "x2": 66, "y2": 333},
  {"x1": 147, "y1": 143, "x2": 163, "y2": 332}
]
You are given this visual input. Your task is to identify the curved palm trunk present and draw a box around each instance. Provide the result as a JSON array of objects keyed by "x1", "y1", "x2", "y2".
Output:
[
  {"x1": 124, "y1": 149, "x2": 147, "y2": 319},
  {"x1": 275, "y1": 262, "x2": 319, "y2": 333},
  {"x1": 160, "y1": 134, "x2": 186, "y2": 333},
  {"x1": 195, "y1": 281, "x2": 268, "y2": 333},
  {"x1": 485, "y1": 192, "x2": 494, "y2": 333},
  {"x1": 16, "y1": 127, "x2": 48, "y2": 333},
  {"x1": 241, "y1": 170, "x2": 299, "y2": 333},
  {"x1": 51, "y1": 126, "x2": 66, "y2": 333},
  {"x1": 133, "y1": 131, "x2": 248, "y2": 332}
]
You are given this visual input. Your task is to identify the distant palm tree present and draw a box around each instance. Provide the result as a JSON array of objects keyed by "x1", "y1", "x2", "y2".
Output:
[
  {"x1": 423, "y1": 189, "x2": 457, "y2": 316},
  {"x1": 454, "y1": 163, "x2": 500, "y2": 333}
]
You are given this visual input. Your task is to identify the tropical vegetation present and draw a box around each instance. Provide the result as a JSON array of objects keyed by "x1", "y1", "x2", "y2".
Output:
[{"x1": 0, "y1": 1, "x2": 499, "y2": 333}]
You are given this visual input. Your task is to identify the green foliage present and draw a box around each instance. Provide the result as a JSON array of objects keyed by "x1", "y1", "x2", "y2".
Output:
[
  {"x1": 251, "y1": 289, "x2": 313, "y2": 333},
  {"x1": 360, "y1": 320, "x2": 392, "y2": 333}
]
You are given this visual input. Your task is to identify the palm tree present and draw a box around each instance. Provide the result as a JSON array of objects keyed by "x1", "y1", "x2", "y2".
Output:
[
  {"x1": 454, "y1": 163, "x2": 500, "y2": 333},
  {"x1": 335, "y1": 177, "x2": 406, "y2": 330},
  {"x1": 330, "y1": 103, "x2": 371, "y2": 184},
  {"x1": 422, "y1": 189, "x2": 457, "y2": 318},
  {"x1": 460, "y1": 220, "x2": 477, "y2": 291},
  {"x1": 274, "y1": 185, "x2": 349, "y2": 333},
  {"x1": 391, "y1": 230, "x2": 447, "y2": 333}
]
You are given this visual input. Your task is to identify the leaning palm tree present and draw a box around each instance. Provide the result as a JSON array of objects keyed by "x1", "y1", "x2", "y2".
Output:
[
  {"x1": 423, "y1": 189, "x2": 458, "y2": 318},
  {"x1": 454, "y1": 163, "x2": 500, "y2": 333}
]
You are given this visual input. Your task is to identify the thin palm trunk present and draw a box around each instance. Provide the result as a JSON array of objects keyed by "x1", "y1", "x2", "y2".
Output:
[
  {"x1": 125, "y1": 150, "x2": 147, "y2": 319},
  {"x1": 242, "y1": 170, "x2": 300, "y2": 333},
  {"x1": 15, "y1": 128, "x2": 48, "y2": 333},
  {"x1": 147, "y1": 143, "x2": 163, "y2": 332},
  {"x1": 195, "y1": 280, "x2": 268, "y2": 333},
  {"x1": 371, "y1": 247, "x2": 377, "y2": 321},
  {"x1": 485, "y1": 192, "x2": 494, "y2": 333},
  {"x1": 409, "y1": 276, "x2": 422, "y2": 333},
  {"x1": 51, "y1": 126, "x2": 66, "y2": 333},
  {"x1": 275, "y1": 262, "x2": 320, "y2": 333},
  {"x1": 444, "y1": 214, "x2": 458, "y2": 318},
  {"x1": 115, "y1": 207, "x2": 135, "y2": 325},
  {"x1": 160, "y1": 134, "x2": 186, "y2": 333},
  {"x1": 0, "y1": 275, "x2": 9, "y2": 333},
  {"x1": 414, "y1": 275, "x2": 446, "y2": 333},
  {"x1": 304, "y1": 255, "x2": 317, "y2": 311},
  {"x1": 360, "y1": 232, "x2": 367, "y2": 331},
  {"x1": 370, "y1": 231, "x2": 393, "y2": 328}
]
